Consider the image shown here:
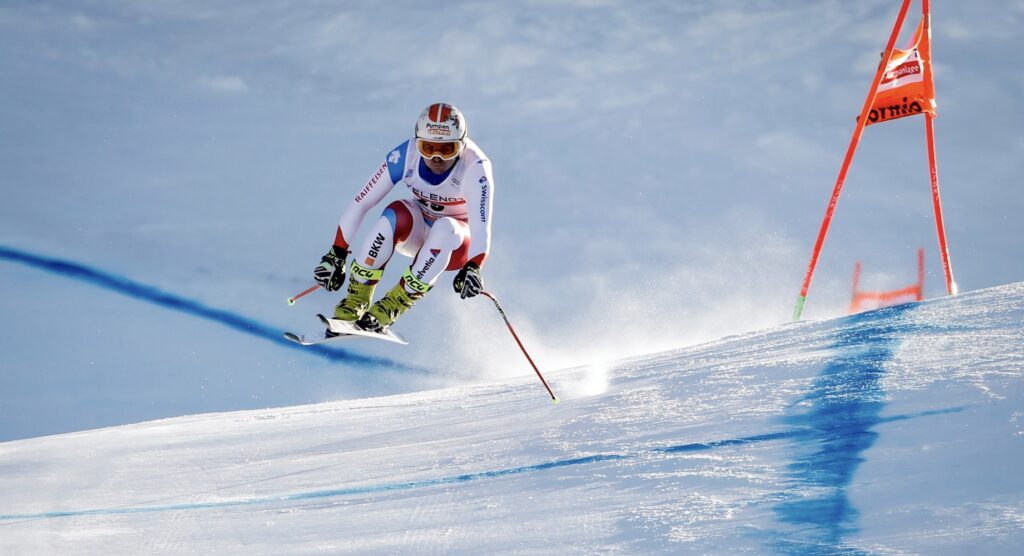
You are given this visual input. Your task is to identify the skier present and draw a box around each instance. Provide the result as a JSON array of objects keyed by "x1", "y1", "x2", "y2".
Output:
[{"x1": 312, "y1": 102, "x2": 494, "y2": 334}]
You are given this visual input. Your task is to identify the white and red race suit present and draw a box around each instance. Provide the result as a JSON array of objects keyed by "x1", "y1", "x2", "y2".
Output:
[{"x1": 331, "y1": 137, "x2": 494, "y2": 292}]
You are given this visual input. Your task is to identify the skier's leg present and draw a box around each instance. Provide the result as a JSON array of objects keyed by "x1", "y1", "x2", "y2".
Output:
[
  {"x1": 335, "y1": 200, "x2": 424, "y2": 320},
  {"x1": 359, "y1": 217, "x2": 470, "y2": 331},
  {"x1": 405, "y1": 217, "x2": 471, "y2": 291}
]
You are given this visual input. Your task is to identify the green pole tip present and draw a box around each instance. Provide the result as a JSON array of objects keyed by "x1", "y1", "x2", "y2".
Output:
[
  {"x1": 552, "y1": 397, "x2": 560, "y2": 405},
  {"x1": 792, "y1": 295, "x2": 807, "y2": 321},
  {"x1": 287, "y1": 298, "x2": 296, "y2": 306}
]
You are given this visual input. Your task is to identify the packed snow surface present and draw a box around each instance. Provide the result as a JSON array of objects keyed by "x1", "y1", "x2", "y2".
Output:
[{"x1": 1, "y1": 283, "x2": 1021, "y2": 554}]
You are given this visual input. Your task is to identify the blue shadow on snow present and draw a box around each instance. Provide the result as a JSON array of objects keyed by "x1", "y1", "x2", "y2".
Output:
[
  {"x1": 770, "y1": 303, "x2": 920, "y2": 555},
  {"x1": 0, "y1": 244, "x2": 425, "y2": 371}
]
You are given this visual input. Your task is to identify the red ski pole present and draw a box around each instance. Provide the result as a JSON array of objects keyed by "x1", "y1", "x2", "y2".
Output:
[
  {"x1": 287, "y1": 284, "x2": 321, "y2": 306},
  {"x1": 480, "y1": 291, "x2": 559, "y2": 404}
]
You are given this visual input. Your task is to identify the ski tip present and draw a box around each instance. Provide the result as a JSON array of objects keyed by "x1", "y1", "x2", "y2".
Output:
[{"x1": 283, "y1": 331, "x2": 302, "y2": 343}]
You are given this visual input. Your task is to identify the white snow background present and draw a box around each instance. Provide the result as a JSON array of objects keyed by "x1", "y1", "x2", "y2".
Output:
[{"x1": 1, "y1": 1, "x2": 1022, "y2": 552}]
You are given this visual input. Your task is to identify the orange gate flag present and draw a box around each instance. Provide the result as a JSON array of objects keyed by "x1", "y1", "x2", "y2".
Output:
[
  {"x1": 861, "y1": 17, "x2": 936, "y2": 126},
  {"x1": 793, "y1": 0, "x2": 957, "y2": 322}
]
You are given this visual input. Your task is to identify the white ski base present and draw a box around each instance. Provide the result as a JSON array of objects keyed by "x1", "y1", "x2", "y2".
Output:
[{"x1": 283, "y1": 314, "x2": 408, "y2": 345}]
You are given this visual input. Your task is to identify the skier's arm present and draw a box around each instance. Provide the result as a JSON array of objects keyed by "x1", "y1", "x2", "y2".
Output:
[
  {"x1": 333, "y1": 160, "x2": 399, "y2": 250},
  {"x1": 314, "y1": 162, "x2": 390, "y2": 290},
  {"x1": 463, "y1": 158, "x2": 494, "y2": 267},
  {"x1": 315, "y1": 142, "x2": 406, "y2": 291}
]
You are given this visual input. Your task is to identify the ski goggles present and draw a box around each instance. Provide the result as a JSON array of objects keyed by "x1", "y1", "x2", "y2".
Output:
[{"x1": 416, "y1": 139, "x2": 463, "y2": 160}]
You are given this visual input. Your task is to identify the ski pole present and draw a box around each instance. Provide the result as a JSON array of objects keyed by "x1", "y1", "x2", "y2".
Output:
[
  {"x1": 287, "y1": 284, "x2": 321, "y2": 306},
  {"x1": 480, "y1": 291, "x2": 559, "y2": 404}
]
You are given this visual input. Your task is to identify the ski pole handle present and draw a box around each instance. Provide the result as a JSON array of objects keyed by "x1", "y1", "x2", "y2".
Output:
[
  {"x1": 287, "y1": 284, "x2": 321, "y2": 306},
  {"x1": 480, "y1": 291, "x2": 559, "y2": 404}
]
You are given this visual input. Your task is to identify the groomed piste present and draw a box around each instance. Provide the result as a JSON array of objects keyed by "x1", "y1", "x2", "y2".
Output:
[{"x1": 2, "y1": 283, "x2": 1021, "y2": 553}]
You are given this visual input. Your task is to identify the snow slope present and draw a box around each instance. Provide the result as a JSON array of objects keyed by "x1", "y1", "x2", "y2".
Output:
[
  {"x1": 4, "y1": 1, "x2": 1024, "y2": 462},
  {"x1": 4, "y1": 0, "x2": 1024, "y2": 446},
  {"x1": 2, "y1": 283, "x2": 1021, "y2": 554}
]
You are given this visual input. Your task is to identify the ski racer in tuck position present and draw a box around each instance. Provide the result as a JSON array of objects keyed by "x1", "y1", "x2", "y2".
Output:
[{"x1": 312, "y1": 103, "x2": 495, "y2": 334}]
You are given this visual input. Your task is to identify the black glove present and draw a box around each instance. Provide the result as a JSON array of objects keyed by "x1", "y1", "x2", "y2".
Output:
[
  {"x1": 313, "y1": 246, "x2": 348, "y2": 292},
  {"x1": 453, "y1": 261, "x2": 483, "y2": 299}
]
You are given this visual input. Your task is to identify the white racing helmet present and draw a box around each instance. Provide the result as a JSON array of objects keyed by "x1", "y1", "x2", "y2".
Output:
[{"x1": 414, "y1": 103, "x2": 467, "y2": 160}]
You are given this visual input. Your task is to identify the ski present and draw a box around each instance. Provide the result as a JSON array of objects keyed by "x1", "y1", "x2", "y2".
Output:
[{"x1": 283, "y1": 314, "x2": 408, "y2": 346}]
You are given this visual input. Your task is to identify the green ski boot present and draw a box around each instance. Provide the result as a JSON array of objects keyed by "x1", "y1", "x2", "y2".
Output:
[
  {"x1": 357, "y1": 283, "x2": 422, "y2": 333},
  {"x1": 334, "y1": 280, "x2": 376, "y2": 321}
]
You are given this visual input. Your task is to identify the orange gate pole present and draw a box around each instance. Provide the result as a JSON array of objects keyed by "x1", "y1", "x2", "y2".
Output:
[
  {"x1": 793, "y1": 0, "x2": 915, "y2": 320},
  {"x1": 925, "y1": 112, "x2": 956, "y2": 294}
]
